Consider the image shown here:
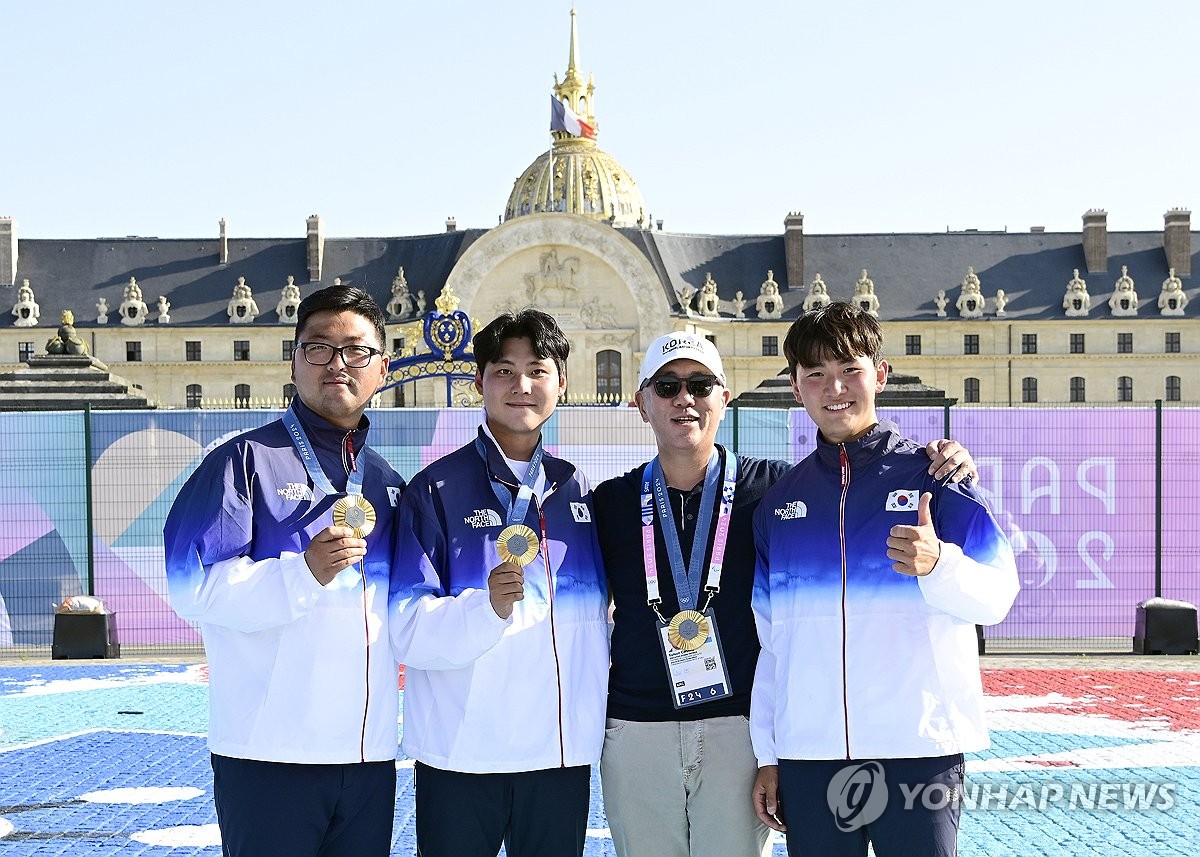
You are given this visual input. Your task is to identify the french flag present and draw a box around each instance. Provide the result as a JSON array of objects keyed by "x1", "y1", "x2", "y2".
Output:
[{"x1": 550, "y1": 96, "x2": 596, "y2": 139}]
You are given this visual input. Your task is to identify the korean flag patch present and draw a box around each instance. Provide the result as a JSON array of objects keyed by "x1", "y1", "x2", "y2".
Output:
[
  {"x1": 885, "y1": 490, "x2": 919, "y2": 511},
  {"x1": 570, "y1": 501, "x2": 592, "y2": 523}
]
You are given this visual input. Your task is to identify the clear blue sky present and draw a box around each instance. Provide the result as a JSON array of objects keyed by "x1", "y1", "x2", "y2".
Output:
[{"x1": 7, "y1": 0, "x2": 1196, "y2": 240}]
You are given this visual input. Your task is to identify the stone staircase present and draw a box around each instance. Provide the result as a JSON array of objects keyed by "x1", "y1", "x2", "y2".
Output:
[{"x1": 0, "y1": 355, "x2": 154, "y2": 411}]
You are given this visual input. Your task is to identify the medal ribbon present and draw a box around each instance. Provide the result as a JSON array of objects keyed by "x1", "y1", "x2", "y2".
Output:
[
  {"x1": 641, "y1": 446, "x2": 738, "y2": 612},
  {"x1": 282, "y1": 406, "x2": 364, "y2": 500},
  {"x1": 474, "y1": 435, "x2": 544, "y2": 527}
]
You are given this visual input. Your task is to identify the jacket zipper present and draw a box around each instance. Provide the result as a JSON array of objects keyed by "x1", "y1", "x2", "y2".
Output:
[
  {"x1": 538, "y1": 496, "x2": 567, "y2": 768},
  {"x1": 345, "y1": 431, "x2": 371, "y2": 763},
  {"x1": 839, "y1": 443, "x2": 851, "y2": 760},
  {"x1": 494, "y1": 465, "x2": 568, "y2": 767}
]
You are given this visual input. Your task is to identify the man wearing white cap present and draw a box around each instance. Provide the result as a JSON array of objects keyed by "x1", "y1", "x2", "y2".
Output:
[{"x1": 593, "y1": 332, "x2": 977, "y2": 857}]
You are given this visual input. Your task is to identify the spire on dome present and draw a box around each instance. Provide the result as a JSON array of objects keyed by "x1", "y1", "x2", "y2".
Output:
[{"x1": 553, "y1": 8, "x2": 597, "y2": 140}]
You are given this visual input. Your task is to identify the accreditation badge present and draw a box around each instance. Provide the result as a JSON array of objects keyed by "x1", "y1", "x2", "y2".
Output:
[{"x1": 656, "y1": 608, "x2": 732, "y2": 709}]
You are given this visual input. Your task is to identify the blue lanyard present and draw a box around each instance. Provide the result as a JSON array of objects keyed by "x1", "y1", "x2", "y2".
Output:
[
  {"x1": 641, "y1": 448, "x2": 737, "y2": 612},
  {"x1": 282, "y1": 406, "x2": 363, "y2": 499},
  {"x1": 474, "y1": 435, "x2": 544, "y2": 527}
]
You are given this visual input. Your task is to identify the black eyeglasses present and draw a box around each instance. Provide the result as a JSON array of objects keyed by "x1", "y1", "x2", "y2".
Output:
[
  {"x1": 645, "y1": 375, "x2": 720, "y2": 399},
  {"x1": 296, "y1": 342, "x2": 383, "y2": 368}
]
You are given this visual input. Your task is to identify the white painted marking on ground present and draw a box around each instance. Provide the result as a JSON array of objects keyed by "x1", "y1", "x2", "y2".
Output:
[
  {"x1": 81, "y1": 786, "x2": 205, "y2": 804},
  {"x1": 131, "y1": 824, "x2": 222, "y2": 846}
]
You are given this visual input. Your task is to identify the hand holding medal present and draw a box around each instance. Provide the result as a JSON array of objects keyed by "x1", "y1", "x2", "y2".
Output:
[{"x1": 332, "y1": 494, "x2": 376, "y2": 539}]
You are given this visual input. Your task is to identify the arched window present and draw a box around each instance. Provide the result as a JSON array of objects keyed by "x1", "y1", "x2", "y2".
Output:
[
  {"x1": 186, "y1": 384, "x2": 202, "y2": 409},
  {"x1": 1021, "y1": 377, "x2": 1038, "y2": 403},
  {"x1": 1166, "y1": 376, "x2": 1181, "y2": 402},
  {"x1": 963, "y1": 377, "x2": 980, "y2": 403},
  {"x1": 596, "y1": 350, "x2": 622, "y2": 402},
  {"x1": 1069, "y1": 377, "x2": 1085, "y2": 403},
  {"x1": 235, "y1": 383, "x2": 251, "y2": 409},
  {"x1": 1117, "y1": 376, "x2": 1133, "y2": 402}
]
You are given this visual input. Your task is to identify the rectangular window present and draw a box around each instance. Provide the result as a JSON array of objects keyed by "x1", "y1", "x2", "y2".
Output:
[
  {"x1": 1117, "y1": 333, "x2": 1133, "y2": 354},
  {"x1": 234, "y1": 340, "x2": 250, "y2": 361},
  {"x1": 1117, "y1": 376, "x2": 1134, "y2": 402},
  {"x1": 393, "y1": 336, "x2": 406, "y2": 354},
  {"x1": 185, "y1": 341, "x2": 202, "y2": 361},
  {"x1": 126, "y1": 341, "x2": 142, "y2": 362},
  {"x1": 905, "y1": 335, "x2": 921, "y2": 356},
  {"x1": 963, "y1": 334, "x2": 979, "y2": 355},
  {"x1": 282, "y1": 339, "x2": 294, "y2": 361},
  {"x1": 761, "y1": 336, "x2": 778, "y2": 357},
  {"x1": 1166, "y1": 376, "x2": 1181, "y2": 402},
  {"x1": 18, "y1": 342, "x2": 34, "y2": 362},
  {"x1": 1070, "y1": 333, "x2": 1085, "y2": 354},
  {"x1": 1070, "y1": 377, "x2": 1086, "y2": 403},
  {"x1": 1021, "y1": 333, "x2": 1038, "y2": 355},
  {"x1": 1166, "y1": 332, "x2": 1181, "y2": 353}
]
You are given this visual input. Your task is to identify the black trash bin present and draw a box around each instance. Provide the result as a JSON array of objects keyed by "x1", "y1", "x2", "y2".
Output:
[
  {"x1": 51, "y1": 612, "x2": 120, "y2": 659},
  {"x1": 1133, "y1": 598, "x2": 1198, "y2": 655}
]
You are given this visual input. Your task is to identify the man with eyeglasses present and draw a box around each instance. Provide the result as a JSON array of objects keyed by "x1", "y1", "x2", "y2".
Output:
[
  {"x1": 164, "y1": 284, "x2": 405, "y2": 856},
  {"x1": 593, "y1": 332, "x2": 977, "y2": 857}
]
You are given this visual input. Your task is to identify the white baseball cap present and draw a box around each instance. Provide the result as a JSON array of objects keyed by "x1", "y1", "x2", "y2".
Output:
[{"x1": 638, "y1": 333, "x2": 726, "y2": 388}]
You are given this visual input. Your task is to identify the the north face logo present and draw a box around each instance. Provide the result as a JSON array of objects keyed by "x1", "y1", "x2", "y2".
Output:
[
  {"x1": 465, "y1": 509, "x2": 503, "y2": 529},
  {"x1": 774, "y1": 500, "x2": 807, "y2": 520},
  {"x1": 278, "y1": 483, "x2": 314, "y2": 502}
]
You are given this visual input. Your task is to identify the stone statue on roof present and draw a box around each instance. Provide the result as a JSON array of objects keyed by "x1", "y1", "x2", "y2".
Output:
[
  {"x1": 676, "y1": 281, "x2": 697, "y2": 315},
  {"x1": 11, "y1": 279, "x2": 39, "y2": 327},
  {"x1": 756, "y1": 270, "x2": 783, "y2": 319},
  {"x1": 994, "y1": 289, "x2": 1008, "y2": 317},
  {"x1": 228, "y1": 276, "x2": 260, "y2": 323},
  {"x1": 1063, "y1": 269, "x2": 1091, "y2": 317},
  {"x1": 276, "y1": 275, "x2": 302, "y2": 322},
  {"x1": 1157, "y1": 268, "x2": 1188, "y2": 316},
  {"x1": 157, "y1": 295, "x2": 171, "y2": 324},
  {"x1": 956, "y1": 266, "x2": 984, "y2": 319},
  {"x1": 1108, "y1": 265, "x2": 1139, "y2": 316},
  {"x1": 96, "y1": 296, "x2": 109, "y2": 325},
  {"x1": 934, "y1": 289, "x2": 948, "y2": 317},
  {"x1": 732, "y1": 290, "x2": 747, "y2": 319},
  {"x1": 119, "y1": 277, "x2": 148, "y2": 326},
  {"x1": 854, "y1": 269, "x2": 879, "y2": 317},
  {"x1": 386, "y1": 267, "x2": 415, "y2": 320},
  {"x1": 696, "y1": 272, "x2": 721, "y2": 318},
  {"x1": 803, "y1": 273, "x2": 831, "y2": 313}
]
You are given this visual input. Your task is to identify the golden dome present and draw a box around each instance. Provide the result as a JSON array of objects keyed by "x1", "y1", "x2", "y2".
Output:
[
  {"x1": 503, "y1": 10, "x2": 648, "y2": 229},
  {"x1": 504, "y1": 139, "x2": 648, "y2": 228}
]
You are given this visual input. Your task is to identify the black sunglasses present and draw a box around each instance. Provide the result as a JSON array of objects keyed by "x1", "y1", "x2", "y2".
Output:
[{"x1": 646, "y1": 375, "x2": 720, "y2": 399}]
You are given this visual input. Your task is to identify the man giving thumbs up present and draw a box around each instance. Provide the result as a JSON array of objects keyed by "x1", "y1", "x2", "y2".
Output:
[{"x1": 749, "y1": 302, "x2": 1018, "y2": 857}]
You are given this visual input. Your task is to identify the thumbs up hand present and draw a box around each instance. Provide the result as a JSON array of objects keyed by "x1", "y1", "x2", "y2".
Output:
[{"x1": 886, "y1": 492, "x2": 941, "y2": 577}]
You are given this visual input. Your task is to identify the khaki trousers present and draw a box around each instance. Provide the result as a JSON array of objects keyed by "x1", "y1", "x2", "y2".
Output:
[{"x1": 600, "y1": 715, "x2": 771, "y2": 857}]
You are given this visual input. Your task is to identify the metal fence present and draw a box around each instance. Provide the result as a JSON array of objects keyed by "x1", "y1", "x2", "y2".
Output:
[{"x1": 1, "y1": 403, "x2": 1197, "y2": 658}]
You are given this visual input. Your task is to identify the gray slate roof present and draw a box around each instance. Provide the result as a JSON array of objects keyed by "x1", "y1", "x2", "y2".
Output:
[{"x1": 6, "y1": 223, "x2": 1196, "y2": 328}]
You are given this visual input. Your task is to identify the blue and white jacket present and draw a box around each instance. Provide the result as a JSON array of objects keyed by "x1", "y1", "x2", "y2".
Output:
[
  {"x1": 390, "y1": 425, "x2": 608, "y2": 774},
  {"x1": 750, "y1": 421, "x2": 1018, "y2": 764},
  {"x1": 163, "y1": 398, "x2": 405, "y2": 764}
]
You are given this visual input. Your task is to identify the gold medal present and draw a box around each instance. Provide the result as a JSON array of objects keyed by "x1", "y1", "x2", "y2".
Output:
[
  {"x1": 332, "y1": 495, "x2": 376, "y2": 539},
  {"x1": 667, "y1": 610, "x2": 711, "y2": 651},
  {"x1": 497, "y1": 524, "x2": 540, "y2": 567}
]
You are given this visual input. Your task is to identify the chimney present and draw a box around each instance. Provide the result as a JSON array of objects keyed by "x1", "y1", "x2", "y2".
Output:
[
  {"x1": 1082, "y1": 209, "x2": 1108, "y2": 274},
  {"x1": 306, "y1": 215, "x2": 324, "y2": 283},
  {"x1": 218, "y1": 218, "x2": 228, "y2": 266},
  {"x1": 784, "y1": 211, "x2": 804, "y2": 291},
  {"x1": 445, "y1": 216, "x2": 457, "y2": 233},
  {"x1": 1164, "y1": 208, "x2": 1192, "y2": 277},
  {"x1": 0, "y1": 218, "x2": 15, "y2": 285}
]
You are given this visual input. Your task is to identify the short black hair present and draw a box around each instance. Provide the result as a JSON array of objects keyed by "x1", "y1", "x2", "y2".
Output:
[
  {"x1": 783, "y1": 301, "x2": 884, "y2": 374},
  {"x1": 295, "y1": 285, "x2": 387, "y2": 350},
  {"x1": 473, "y1": 308, "x2": 570, "y2": 376}
]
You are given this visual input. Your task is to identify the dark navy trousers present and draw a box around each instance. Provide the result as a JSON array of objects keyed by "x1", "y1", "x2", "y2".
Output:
[
  {"x1": 210, "y1": 754, "x2": 396, "y2": 857},
  {"x1": 414, "y1": 761, "x2": 591, "y2": 857},
  {"x1": 777, "y1": 753, "x2": 964, "y2": 857}
]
